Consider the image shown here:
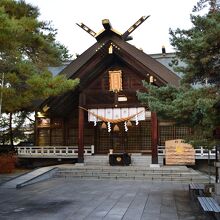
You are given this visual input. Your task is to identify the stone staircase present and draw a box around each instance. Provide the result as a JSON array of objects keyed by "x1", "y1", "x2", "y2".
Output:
[
  {"x1": 131, "y1": 155, "x2": 152, "y2": 166},
  {"x1": 53, "y1": 165, "x2": 210, "y2": 183},
  {"x1": 84, "y1": 155, "x2": 152, "y2": 166},
  {"x1": 84, "y1": 155, "x2": 109, "y2": 166}
]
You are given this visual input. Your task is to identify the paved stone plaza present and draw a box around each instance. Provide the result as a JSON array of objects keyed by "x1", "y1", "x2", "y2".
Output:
[{"x1": 0, "y1": 178, "x2": 215, "y2": 220}]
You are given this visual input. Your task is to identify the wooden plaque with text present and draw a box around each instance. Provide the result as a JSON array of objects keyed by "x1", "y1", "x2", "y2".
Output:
[{"x1": 165, "y1": 139, "x2": 195, "y2": 165}]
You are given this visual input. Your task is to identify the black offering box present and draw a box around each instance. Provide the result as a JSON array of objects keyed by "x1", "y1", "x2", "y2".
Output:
[{"x1": 109, "y1": 153, "x2": 131, "y2": 166}]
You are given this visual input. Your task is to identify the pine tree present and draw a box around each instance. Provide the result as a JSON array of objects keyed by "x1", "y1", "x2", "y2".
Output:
[
  {"x1": 138, "y1": 0, "x2": 220, "y2": 148},
  {"x1": 169, "y1": 0, "x2": 220, "y2": 86},
  {"x1": 0, "y1": 0, "x2": 79, "y2": 145}
]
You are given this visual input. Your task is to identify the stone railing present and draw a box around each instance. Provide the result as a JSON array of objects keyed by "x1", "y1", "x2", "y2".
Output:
[
  {"x1": 16, "y1": 145, "x2": 94, "y2": 158},
  {"x1": 158, "y1": 145, "x2": 216, "y2": 159}
]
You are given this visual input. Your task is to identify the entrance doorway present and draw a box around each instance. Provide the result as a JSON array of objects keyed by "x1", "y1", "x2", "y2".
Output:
[{"x1": 95, "y1": 121, "x2": 152, "y2": 154}]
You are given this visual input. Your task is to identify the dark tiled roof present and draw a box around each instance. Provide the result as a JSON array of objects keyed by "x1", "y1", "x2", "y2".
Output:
[
  {"x1": 111, "y1": 36, "x2": 179, "y2": 86},
  {"x1": 42, "y1": 30, "x2": 181, "y2": 114},
  {"x1": 49, "y1": 33, "x2": 180, "y2": 87}
]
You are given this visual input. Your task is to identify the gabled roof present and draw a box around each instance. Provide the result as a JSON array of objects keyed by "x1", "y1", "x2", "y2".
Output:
[
  {"x1": 59, "y1": 29, "x2": 180, "y2": 87},
  {"x1": 110, "y1": 35, "x2": 180, "y2": 86},
  {"x1": 39, "y1": 19, "x2": 180, "y2": 116}
]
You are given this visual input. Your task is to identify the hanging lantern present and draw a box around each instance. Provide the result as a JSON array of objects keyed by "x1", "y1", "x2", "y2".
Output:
[
  {"x1": 113, "y1": 124, "x2": 120, "y2": 132},
  {"x1": 108, "y1": 45, "x2": 113, "y2": 54},
  {"x1": 127, "y1": 120, "x2": 132, "y2": 127},
  {"x1": 150, "y1": 76, "x2": 154, "y2": 83},
  {"x1": 101, "y1": 122, "x2": 107, "y2": 129}
]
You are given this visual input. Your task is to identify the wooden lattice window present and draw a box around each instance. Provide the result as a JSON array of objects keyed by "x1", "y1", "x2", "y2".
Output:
[
  {"x1": 159, "y1": 125, "x2": 174, "y2": 146},
  {"x1": 175, "y1": 126, "x2": 191, "y2": 139},
  {"x1": 66, "y1": 128, "x2": 78, "y2": 146},
  {"x1": 51, "y1": 128, "x2": 63, "y2": 146},
  {"x1": 98, "y1": 127, "x2": 112, "y2": 153},
  {"x1": 84, "y1": 128, "x2": 94, "y2": 146},
  {"x1": 38, "y1": 129, "x2": 50, "y2": 146},
  {"x1": 95, "y1": 121, "x2": 152, "y2": 154},
  {"x1": 159, "y1": 123, "x2": 191, "y2": 146}
]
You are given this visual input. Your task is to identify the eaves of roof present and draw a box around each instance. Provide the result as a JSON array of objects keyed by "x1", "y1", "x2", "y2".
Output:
[{"x1": 57, "y1": 34, "x2": 180, "y2": 87}]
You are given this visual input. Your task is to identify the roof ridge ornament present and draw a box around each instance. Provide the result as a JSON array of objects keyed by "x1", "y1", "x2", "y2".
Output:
[
  {"x1": 122, "y1": 16, "x2": 150, "y2": 40},
  {"x1": 102, "y1": 19, "x2": 112, "y2": 30},
  {"x1": 76, "y1": 22, "x2": 97, "y2": 37},
  {"x1": 76, "y1": 16, "x2": 150, "y2": 41}
]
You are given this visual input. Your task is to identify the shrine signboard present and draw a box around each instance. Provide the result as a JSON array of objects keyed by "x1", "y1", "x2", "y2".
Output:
[{"x1": 165, "y1": 139, "x2": 195, "y2": 165}]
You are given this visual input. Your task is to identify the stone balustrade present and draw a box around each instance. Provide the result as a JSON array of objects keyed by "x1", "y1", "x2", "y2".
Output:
[
  {"x1": 16, "y1": 145, "x2": 94, "y2": 158},
  {"x1": 158, "y1": 145, "x2": 216, "y2": 159}
]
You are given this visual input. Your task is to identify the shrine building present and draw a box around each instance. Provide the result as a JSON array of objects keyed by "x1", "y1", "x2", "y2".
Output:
[{"x1": 35, "y1": 17, "x2": 190, "y2": 164}]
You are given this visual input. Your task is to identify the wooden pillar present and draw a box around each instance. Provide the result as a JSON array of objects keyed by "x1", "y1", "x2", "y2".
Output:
[
  {"x1": 63, "y1": 118, "x2": 66, "y2": 146},
  {"x1": 151, "y1": 112, "x2": 158, "y2": 164},
  {"x1": 78, "y1": 106, "x2": 84, "y2": 163},
  {"x1": 34, "y1": 111, "x2": 38, "y2": 146}
]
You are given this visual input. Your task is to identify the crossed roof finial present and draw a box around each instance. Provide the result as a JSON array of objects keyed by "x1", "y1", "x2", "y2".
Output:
[{"x1": 76, "y1": 15, "x2": 150, "y2": 41}]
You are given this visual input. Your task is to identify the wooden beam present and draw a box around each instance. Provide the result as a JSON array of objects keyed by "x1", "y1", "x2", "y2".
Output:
[
  {"x1": 113, "y1": 47, "x2": 165, "y2": 86},
  {"x1": 79, "y1": 55, "x2": 114, "y2": 89},
  {"x1": 102, "y1": 19, "x2": 112, "y2": 30},
  {"x1": 122, "y1": 16, "x2": 150, "y2": 39},
  {"x1": 63, "y1": 118, "x2": 66, "y2": 146},
  {"x1": 50, "y1": 92, "x2": 75, "y2": 115},
  {"x1": 151, "y1": 112, "x2": 158, "y2": 164},
  {"x1": 76, "y1": 23, "x2": 96, "y2": 37},
  {"x1": 78, "y1": 95, "x2": 85, "y2": 163}
]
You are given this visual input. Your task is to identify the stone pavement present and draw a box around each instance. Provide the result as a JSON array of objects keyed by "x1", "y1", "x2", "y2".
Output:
[
  {"x1": 0, "y1": 169, "x2": 28, "y2": 185},
  {"x1": 0, "y1": 178, "x2": 215, "y2": 220}
]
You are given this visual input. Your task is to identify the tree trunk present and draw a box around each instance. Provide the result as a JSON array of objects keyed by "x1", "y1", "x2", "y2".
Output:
[{"x1": 9, "y1": 113, "x2": 14, "y2": 147}]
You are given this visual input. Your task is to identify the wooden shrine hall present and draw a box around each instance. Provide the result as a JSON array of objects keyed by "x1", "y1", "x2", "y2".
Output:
[{"x1": 36, "y1": 17, "x2": 189, "y2": 164}]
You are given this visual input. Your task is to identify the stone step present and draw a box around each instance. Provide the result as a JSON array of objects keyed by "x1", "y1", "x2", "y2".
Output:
[
  {"x1": 84, "y1": 158, "x2": 109, "y2": 161},
  {"x1": 56, "y1": 167, "x2": 191, "y2": 173},
  {"x1": 131, "y1": 162, "x2": 151, "y2": 165},
  {"x1": 54, "y1": 169, "x2": 201, "y2": 174},
  {"x1": 53, "y1": 166, "x2": 210, "y2": 183},
  {"x1": 131, "y1": 159, "x2": 151, "y2": 161},
  {"x1": 132, "y1": 160, "x2": 151, "y2": 162},
  {"x1": 54, "y1": 173, "x2": 209, "y2": 183},
  {"x1": 54, "y1": 169, "x2": 197, "y2": 174},
  {"x1": 54, "y1": 173, "x2": 205, "y2": 180},
  {"x1": 132, "y1": 160, "x2": 152, "y2": 162},
  {"x1": 54, "y1": 169, "x2": 203, "y2": 176},
  {"x1": 84, "y1": 155, "x2": 152, "y2": 166},
  {"x1": 84, "y1": 156, "x2": 109, "y2": 166},
  {"x1": 84, "y1": 162, "x2": 109, "y2": 166}
]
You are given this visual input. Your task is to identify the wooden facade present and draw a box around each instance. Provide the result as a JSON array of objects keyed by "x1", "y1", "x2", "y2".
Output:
[{"x1": 36, "y1": 19, "x2": 190, "y2": 163}]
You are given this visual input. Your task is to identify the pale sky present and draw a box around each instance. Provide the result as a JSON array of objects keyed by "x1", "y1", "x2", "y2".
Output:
[{"x1": 26, "y1": 0, "x2": 199, "y2": 57}]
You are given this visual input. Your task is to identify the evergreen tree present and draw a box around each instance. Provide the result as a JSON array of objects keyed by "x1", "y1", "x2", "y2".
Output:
[
  {"x1": 138, "y1": 0, "x2": 220, "y2": 148},
  {"x1": 0, "y1": 0, "x2": 79, "y2": 145},
  {"x1": 170, "y1": 0, "x2": 220, "y2": 86}
]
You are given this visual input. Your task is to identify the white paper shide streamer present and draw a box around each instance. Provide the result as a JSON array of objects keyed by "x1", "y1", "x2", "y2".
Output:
[
  {"x1": 124, "y1": 121, "x2": 128, "y2": 132},
  {"x1": 107, "y1": 122, "x2": 111, "y2": 132}
]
